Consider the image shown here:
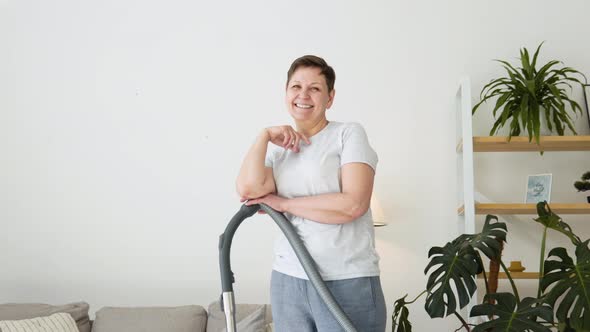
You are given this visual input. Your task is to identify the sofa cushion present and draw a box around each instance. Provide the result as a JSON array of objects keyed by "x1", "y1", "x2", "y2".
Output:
[
  {"x1": 207, "y1": 302, "x2": 272, "y2": 332},
  {"x1": 91, "y1": 305, "x2": 207, "y2": 332},
  {"x1": 0, "y1": 312, "x2": 79, "y2": 332},
  {"x1": 0, "y1": 302, "x2": 90, "y2": 332}
]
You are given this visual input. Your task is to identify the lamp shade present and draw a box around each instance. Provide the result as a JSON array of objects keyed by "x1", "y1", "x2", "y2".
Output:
[{"x1": 370, "y1": 195, "x2": 387, "y2": 227}]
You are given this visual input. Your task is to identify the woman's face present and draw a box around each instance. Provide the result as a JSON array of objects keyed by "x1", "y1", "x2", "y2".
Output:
[{"x1": 285, "y1": 66, "x2": 335, "y2": 124}]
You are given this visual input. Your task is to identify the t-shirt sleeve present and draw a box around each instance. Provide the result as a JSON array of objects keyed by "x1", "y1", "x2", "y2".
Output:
[
  {"x1": 340, "y1": 122, "x2": 378, "y2": 172},
  {"x1": 264, "y1": 144, "x2": 278, "y2": 168}
]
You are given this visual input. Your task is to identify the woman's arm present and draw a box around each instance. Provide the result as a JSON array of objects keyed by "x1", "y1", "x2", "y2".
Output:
[
  {"x1": 246, "y1": 162, "x2": 375, "y2": 224},
  {"x1": 236, "y1": 126, "x2": 311, "y2": 199},
  {"x1": 236, "y1": 129, "x2": 276, "y2": 199}
]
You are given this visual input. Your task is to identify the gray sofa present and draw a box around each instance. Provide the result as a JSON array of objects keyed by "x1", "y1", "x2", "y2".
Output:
[{"x1": 0, "y1": 301, "x2": 273, "y2": 332}]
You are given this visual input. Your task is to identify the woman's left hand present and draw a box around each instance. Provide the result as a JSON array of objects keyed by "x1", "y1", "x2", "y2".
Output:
[{"x1": 244, "y1": 194, "x2": 287, "y2": 213}]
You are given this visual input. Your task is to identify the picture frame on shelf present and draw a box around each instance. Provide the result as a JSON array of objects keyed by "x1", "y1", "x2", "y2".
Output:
[
  {"x1": 525, "y1": 174, "x2": 552, "y2": 204},
  {"x1": 584, "y1": 84, "x2": 590, "y2": 130}
]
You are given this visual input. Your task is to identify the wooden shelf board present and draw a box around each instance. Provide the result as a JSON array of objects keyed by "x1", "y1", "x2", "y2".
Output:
[
  {"x1": 471, "y1": 136, "x2": 590, "y2": 152},
  {"x1": 477, "y1": 272, "x2": 539, "y2": 279},
  {"x1": 476, "y1": 203, "x2": 590, "y2": 215},
  {"x1": 458, "y1": 203, "x2": 590, "y2": 215}
]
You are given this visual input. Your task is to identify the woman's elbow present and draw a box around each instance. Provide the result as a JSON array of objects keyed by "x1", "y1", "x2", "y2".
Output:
[
  {"x1": 236, "y1": 181, "x2": 268, "y2": 199},
  {"x1": 236, "y1": 182, "x2": 254, "y2": 199},
  {"x1": 345, "y1": 201, "x2": 370, "y2": 222}
]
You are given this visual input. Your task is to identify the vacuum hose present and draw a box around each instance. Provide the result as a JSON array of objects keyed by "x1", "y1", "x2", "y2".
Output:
[{"x1": 219, "y1": 203, "x2": 358, "y2": 332}]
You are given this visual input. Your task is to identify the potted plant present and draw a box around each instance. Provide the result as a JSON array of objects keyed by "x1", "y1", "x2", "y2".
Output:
[
  {"x1": 574, "y1": 171, "x2": 590, "y2": 203},
  {"x1": 392, "y1": 202, "x2": 589, "y2": 331},
  {"x1": 472, "y1": 43, "x2": 586, "y2": 146}
]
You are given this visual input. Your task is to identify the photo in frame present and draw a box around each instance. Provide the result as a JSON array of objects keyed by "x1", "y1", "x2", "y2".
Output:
[
  {"x1": 525, "y1": 174, "x2": 552, "y2": 204},
  {"x1": 584, "y1": 84, "x2": 590, "y2": 130}
]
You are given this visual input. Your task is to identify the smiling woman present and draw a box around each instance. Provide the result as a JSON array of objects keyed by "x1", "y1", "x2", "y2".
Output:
[{"x1": 235, "y1": 55, "x2": 386, "y2": 332}]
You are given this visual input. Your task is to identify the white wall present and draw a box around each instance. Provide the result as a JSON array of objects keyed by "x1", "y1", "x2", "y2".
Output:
[{"x1": 1, "y1": 0, "x2": 589, "y2": 330}]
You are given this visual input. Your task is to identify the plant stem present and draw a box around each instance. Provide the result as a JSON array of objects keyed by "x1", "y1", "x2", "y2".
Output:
[
  {"x1": 406, "y1": 289, "x2": 428, "y2": 304},
  {"x1": 453, "y1": 312, "x2": 471, "y2": 332},
  {"x1": 499, "y1": 259, "x2": 520, "y2": 303},
  {"x1": 537, "y1": 227, "x2": 548, "y2": 299},
  {"x1": 476, "y1": 252, "x2": 491, "y2": 300}
]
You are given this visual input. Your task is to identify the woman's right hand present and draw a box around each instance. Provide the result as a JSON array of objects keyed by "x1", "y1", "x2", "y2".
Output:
[{"x1": 265, "y1": 125, "x2": 311, "y2": 152}]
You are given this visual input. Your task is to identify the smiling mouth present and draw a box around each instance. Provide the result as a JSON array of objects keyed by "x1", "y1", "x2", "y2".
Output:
[{"x1": 295, "y1": 103, "x2": 313, "y2": 109}]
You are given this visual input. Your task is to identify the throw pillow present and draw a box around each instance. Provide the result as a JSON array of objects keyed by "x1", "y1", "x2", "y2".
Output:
[
  {"x1": 0, "y1": 302, "x2": 90, "y2": 332},
  {"x1": 206, "y1": 302, "x2": 272, "y2": 332},
  {"x1": 222, "y1": 305, "x2": 266, "y2": 332},
  {"x1": 0, "y1": 312, "x2": 79, "y2": 332}
]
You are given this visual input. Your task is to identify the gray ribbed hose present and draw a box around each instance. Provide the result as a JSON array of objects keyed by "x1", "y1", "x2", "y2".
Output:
[{"x1": 218, "y1": 203, "x2": 358, "y2": 332}]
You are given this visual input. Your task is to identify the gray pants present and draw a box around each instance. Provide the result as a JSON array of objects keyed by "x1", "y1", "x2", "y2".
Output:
[{"x1": 270, "y1": 270, "x2": 387, "y2": 332}]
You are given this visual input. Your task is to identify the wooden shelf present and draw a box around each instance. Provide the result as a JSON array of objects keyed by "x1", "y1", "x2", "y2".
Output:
[
  {"x1": 477, "y1": 272, "x2": 539, "y2": 279},
  {"x1": 458, "y1": 203, "x2": 590, "y2": 215},
  {"x1": 457, "y1": 135, "x2": 590, "y2": 152}
]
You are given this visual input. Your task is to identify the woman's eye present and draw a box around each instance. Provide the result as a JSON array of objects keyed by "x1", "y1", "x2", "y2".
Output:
[
  {"x1": 292, "y1": 85, "x2": 301, "y2": 89},
  {"x1": 311, "y1": 87, "x2": 319, "y2": 92}
]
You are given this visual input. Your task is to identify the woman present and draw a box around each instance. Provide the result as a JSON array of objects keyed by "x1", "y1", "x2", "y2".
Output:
[{"x1": 236, "y1": 55, "x2": 386, "y2": 332}]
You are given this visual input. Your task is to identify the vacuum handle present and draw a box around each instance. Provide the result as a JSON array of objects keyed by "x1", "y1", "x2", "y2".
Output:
[{"x1": 218, "y1": 204, "x2": 259, "y2": 292}]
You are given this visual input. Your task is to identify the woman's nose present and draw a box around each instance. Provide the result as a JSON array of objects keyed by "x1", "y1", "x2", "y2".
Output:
[{"x1": 299, "y1": 88, "x2": 311, "y2": 98}]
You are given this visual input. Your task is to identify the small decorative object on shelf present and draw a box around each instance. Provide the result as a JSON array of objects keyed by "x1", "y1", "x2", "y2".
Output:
[
  {"x1": 574, "y1": 171, "x2": 590, "y2": 203},
  {"x1": 472, "y1": 42, "x2": 586, "y2": 150},
  {"x1": 507, "y1": 260, "x2": 526, "y2": 272},
  {"x1": 525, "y1": 173, "x2": 552, "y2": 203}
]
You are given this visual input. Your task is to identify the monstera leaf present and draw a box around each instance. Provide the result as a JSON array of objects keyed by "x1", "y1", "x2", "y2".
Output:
[
  {"x1": 541, "y1": 240, "x2": 590, "y2": 330},
  {"x1": 392, "y1": 295, "x2": 412, "y2": 332},
  {"x1": 459, "y1": 215, "x2": 507, "y2": 260},
  {"x1": 424, "y1": 239, "x2": 478, "y2": 318},
  {"x1": 470, "y1": 293, "x2": 553, "y2": 332},
  {"x1": 534, "y1": 201, "x2": 581, "y2": 246}
]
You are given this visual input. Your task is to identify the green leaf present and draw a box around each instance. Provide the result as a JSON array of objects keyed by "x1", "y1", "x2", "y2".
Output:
[
  {"x1": 531, "y1": 42, "x2": 545, "y2": 71},
  {"x1": 459, "y1": 215, "x2": 507, "y2": 260},
  {"x1": 392, "y1": 295, "x2": 412, "y2": 332},
  {"x1": 470, "y1": 294, "x2": 553, "y2": 332},
  {"x1": 548, "y1": 83, "x2": 564, "y2": 105},
  {"x1": 473, "y1": 90, "x2": 510, "y2": 115},
  {"x1": 534, "y1": 202, "x2": 581, "y2": 246},
  {"x1": 536, "y1": 60, "x2": 561, "y2": 80},
  {"x1": 492, "y1": 93, "x2": 513, "y2": 118},
  {"x1": 424, "y1": 240, "x2": 478, "y2": 318},
  {"x1": 521, "y1": 46, "x2": 534, "y2": 78},
  {"x1": 541, "y1": 241, "x2": 590, "y2": 330}
]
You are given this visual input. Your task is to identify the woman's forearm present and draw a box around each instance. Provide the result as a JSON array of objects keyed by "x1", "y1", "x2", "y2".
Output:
[
  {"x1": 236, "y1": 130, "x2": 272, "y2": 198},
  {"x1": 283, "y1": 192, "x2": 370, "y2": 224}
]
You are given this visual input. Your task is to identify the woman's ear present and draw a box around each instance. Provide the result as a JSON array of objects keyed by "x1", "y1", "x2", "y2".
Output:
[{"x1": 327, "y1": 89, "x2": 336, "y2": 109}]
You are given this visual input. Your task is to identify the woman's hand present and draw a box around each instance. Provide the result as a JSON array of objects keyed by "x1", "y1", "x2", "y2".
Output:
[
  {"x1": 265, "y1": 126, "x2": 310, "y2": 153},
  {"x1": 244, "y1": 194, "x2": 288, "y2": 213}
]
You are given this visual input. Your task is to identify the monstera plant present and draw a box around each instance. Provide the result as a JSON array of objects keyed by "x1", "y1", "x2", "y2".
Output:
[
  {"x1": 472, "y1": 43, "x2": 586, "y2": 146},
  {"x1": 392, "y1": 202, "x2": 590, "y2": 331}
]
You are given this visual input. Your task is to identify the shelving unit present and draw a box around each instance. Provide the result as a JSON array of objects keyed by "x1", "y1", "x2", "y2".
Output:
[
  {"x1": 477, "y1": 272, "x2": 540, "y2": 280},
  {"x1": 458, "y1": 203, "x2": 590, "y2": 215},
  {"x1": 455, "y1": 78, "x2": 590, "y2": 321},
  {"x1": 458, "y1": 136, "x2": 590, "y2": 153},
  {"x1": 456, "y1": 78, "x2": 590, "y2": 222}
]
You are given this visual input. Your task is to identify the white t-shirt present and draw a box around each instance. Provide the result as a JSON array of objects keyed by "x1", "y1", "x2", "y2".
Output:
[{"x1": 265, "y1": 121, "x2": 380, "y2": 280}]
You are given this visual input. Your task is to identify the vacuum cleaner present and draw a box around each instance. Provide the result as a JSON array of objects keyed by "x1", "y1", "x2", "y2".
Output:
[{"x1": 218, "y1": 203, "x2": 358, "y2": 332}]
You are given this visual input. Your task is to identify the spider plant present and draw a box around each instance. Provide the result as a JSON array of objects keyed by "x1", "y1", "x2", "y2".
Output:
[{"x1": 472, "y1": 43, "x2": 586, "y2": 145}]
